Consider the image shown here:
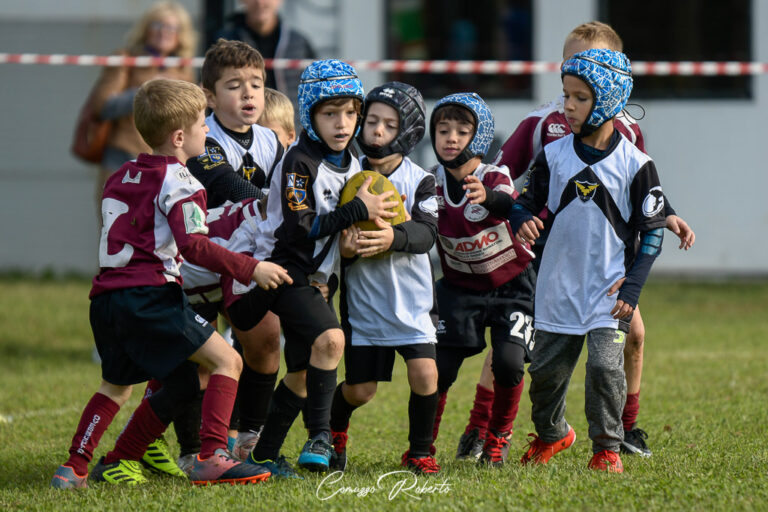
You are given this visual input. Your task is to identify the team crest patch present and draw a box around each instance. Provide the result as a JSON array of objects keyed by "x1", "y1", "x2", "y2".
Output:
[
  {"x1": 200, "y1": 147, "x2": 225, "y2": 170},
  {"x1": 286, "y1": 173, "x2": 309, "y2": 211},
  {"x1": 575, "y1": 180, "x2": 599, "y2": 202},
  {"x1": 642, "y1": 186, "x2": 665, "y2": 217},
  {"x1": 464, "y1": 203, "x2": 489, "y2": 222}
]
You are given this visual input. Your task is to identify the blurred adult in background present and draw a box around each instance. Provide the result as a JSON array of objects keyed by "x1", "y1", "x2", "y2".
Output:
[
  {"x1": 217, "y1": 0, "x2": 315, "y2": 120},
  {"x1": 90, "y1": 1, "x2": 198, "y2": 210}
]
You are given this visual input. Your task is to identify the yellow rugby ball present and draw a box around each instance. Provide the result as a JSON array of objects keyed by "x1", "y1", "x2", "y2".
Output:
[{"x1": 339, "y1": 170, "x2": 407, "y2": 231}]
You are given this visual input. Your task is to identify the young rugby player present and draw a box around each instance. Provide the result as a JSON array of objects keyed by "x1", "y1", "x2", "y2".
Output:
[
  {"x1": 458, "y1": 22, "x2": 696, "y2": 460},
  {"x1": 222, "y1": 60, "x2": 398, "y2": 476},
  {"x1": 512, "y1": 49, "x2": 666, "y2": 472},
  {"x1": 428, "y1": 93, "x2": 536, "y2": 467},
  {"x1": 329, "y1": 82, "x2": 442, "y2": 474},
  {"x1": 51, "y1": 78, "x2": 291, "y2": 488}
]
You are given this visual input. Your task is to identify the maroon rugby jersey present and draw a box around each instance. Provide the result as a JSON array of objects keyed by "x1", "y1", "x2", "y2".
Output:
[
  {"x1": 492, "y1": 95, "x2": 645, "y2": 180},
  {"x1": 91, "y1": 154, "x2": 258, "y2": 298},
  {"x1": 205, "y1": 199, "x2": 261, "y2": 242},
  {"x1": 435, "y1": 163, "x2": 533, "y2": 291},
  {"x1": 181, "y1": 199, "x2": 263, "y2": 298}
]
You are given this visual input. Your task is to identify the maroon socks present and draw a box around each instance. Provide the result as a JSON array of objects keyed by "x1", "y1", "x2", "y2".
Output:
[{"x1": 64, "y1": 393, "x2": 120, "y2": 475}]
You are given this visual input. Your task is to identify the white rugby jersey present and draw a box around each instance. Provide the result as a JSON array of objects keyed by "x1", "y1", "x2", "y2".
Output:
[
  {"x1": 253, "y1": 131, "x2": 362, "y2": 279},
  {"x1": 518, "y1": 134, "x2": 666, "y2": 334},
  {"x1": 493, "y1": 95, "x2": 645, "y2": 182},
  {"x1": 205, "y1": 113, "x2": 283, "y2": 193},
  {"x1": 342, "y1": 157, "x2": 438, "y2": 346}
]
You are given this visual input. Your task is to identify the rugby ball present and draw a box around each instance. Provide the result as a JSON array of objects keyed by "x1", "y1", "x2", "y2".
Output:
[{"x1": 339, "y1": 171, "x2": 407, "y2": 231}]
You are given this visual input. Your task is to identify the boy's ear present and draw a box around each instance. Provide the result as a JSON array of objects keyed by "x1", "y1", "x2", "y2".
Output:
[
  {"x1": 203, "y1": 87, "x2": 217, "y2": 110},
  {"x1": 170, "y1": 128, "x2": 184, "y2": 148},
  {"x1": 287, "y1": 129, "x2": 296, "y2": 144}
]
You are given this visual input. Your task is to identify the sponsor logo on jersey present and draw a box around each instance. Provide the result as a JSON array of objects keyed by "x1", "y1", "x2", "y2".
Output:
[
  {"x1": 435, "y1": 195, "x2": 446, "y2": 210},
  {"x1": 547, "y1": 123, "x2": 567, "y2": 136},
  {"x1": 286, "y1": 173, "x2": 309, "y2": 211},
  {"x1": 469, "y1": 247, "x2": 517, "y2": 274},
  {"x1": 436, "y1": 319, "x2": 446, "y2": 335},
  {"x1": 182, "y1": 201, "x2": 209, "y2": 235},
  {"x1": 323, "y1": 188, "x2": 333, "y2": 202},
  {"x1": 613, "y1": 330, "x2": 626, "y2": 344},
  {"x1": 439, "y1": 224, "x2": 513, "y2": 262},
  {"x1": 175, "y1": 168, "x2": 194, "y2": 184},
  {"x1": 575, "y1": 180, "x2": 599, "y2": 202},
  {"x1": 121, "y1": 170, "x2": 142, "y2": 184},
  {"x1": 642, "y1": 186, "x2": 665, "y2": 217},
  {"x1": 194, "y1": 314, "x2": 209, "y2": 327},
  {"x1": 464, "y1": 203, "x2": 489, "y2": 222}
]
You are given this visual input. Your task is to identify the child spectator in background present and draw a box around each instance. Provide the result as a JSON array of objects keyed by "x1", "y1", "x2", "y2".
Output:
[
  {"x1": 329, "y1": 82, "x2": 441, "y2": 474},
  {"x1": 259, "y1": 87, "x2": 297, "y2": 149},
  {"x1": 428, "y1": 93, "x2": 536, "y2": 467},
  {"x1": 512, "y1": 49, "x2": 665, "y2": 473},
  {"x1": 458, "y1": 21, "x2": 696, "y2": 460},
  {"x1": 51, "y1": 78, "x2": 291, "y2": 488}
]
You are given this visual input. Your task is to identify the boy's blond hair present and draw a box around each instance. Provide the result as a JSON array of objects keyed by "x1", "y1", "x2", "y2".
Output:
[
  {"x1": 563, "y1": 21, "x2": 623, "y2": 57},
  {"x1": 259, "y1": 87, "x2": 295, "y2": 134},
  {"x1": 125, "y1": 1, "x2": 197, "y2": 58},
  {"x1": 201, "y1": 39, "x2": 266, "y2": 91},
  {"x1": 133, "y1": 78, "x2": 207, "y2": 148}
]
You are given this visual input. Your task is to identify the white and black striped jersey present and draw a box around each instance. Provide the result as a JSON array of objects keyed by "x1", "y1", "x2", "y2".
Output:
[
  {"x1": 514, "y1": 132, "x2": 666, "y2": 335},
  {"x1": 340, "y1": 156, "x2": 439, "y2": 347},
  {"x1": 253, "y1": 131, "x2": 363, "y2": 279},
  {"x1": 186, "y1": 113, "x2": 283, "y2": 208}
]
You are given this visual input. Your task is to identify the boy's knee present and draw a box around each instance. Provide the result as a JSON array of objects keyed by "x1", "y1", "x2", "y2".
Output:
[
  {"x1": 408, "y1": 362, "x2": 438, "y2": 395},
  {"x1": 345, "y1": 382, "x2": 377, "y2": 405},
  {"x1": 492, "y1": 343, "x2": 526, "y2": 388},
  {"x1": 242, "y1": 332, "x2": 281, "y2": 372},
  {"x1": 313, "y1": 329, "x2": 345, "y2": 357},
  {"x1": 225, "y1": 349, "x2": 243, "y2": 377},
  {"x1": 99, "y1": 381, "x2": 132, "y2": 406},
  {"x1": 625, "y1": 325, "x2": 645, "y2": 357},
  {"x1": 586, "y1": 357, "x2": 623, "y2": 376},
  {"x1": 494, "y1": 362, "x2": 525, "y2": 388},
  {"x1": 283, "y1": 371, "x2": 307, "y2": 397}
]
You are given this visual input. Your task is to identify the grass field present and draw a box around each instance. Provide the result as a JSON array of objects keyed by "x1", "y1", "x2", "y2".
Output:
[{"x1": 0, "y1": 276, "x2": 767, "y2": 511}]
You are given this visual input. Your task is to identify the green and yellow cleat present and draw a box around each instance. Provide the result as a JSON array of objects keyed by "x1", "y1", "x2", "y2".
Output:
[
  {"x1": 90, "y1": 457, "x2": 148, "y2": 485},
  {"x1": 142, "y1": 437, "x2": 186, "y2": 477}
]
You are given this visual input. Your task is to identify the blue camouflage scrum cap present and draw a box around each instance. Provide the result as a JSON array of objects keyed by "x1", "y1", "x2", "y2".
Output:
[
  {"x1": 298, "y1": 59, "x2": 365, "y2": 143},
  {"x1": 430, "y1": 92, "x2": 495, "y2": 169},
  {"x1": 561, "y1": 48, "x2": 633, "y2": 132}
]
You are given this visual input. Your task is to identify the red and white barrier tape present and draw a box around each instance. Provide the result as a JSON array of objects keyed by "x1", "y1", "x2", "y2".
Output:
[{"x1": 1, "y1": 53, "x2": 767, "y2": 75}]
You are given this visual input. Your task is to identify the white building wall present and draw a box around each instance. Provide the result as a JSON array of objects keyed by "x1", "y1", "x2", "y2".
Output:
[{"x1": 0, "y1": 0, "x2": 764, "y2": 275}]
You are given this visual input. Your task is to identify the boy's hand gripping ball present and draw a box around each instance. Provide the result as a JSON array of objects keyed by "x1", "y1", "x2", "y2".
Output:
[{"x1": 339, "y1": 170, "x2": 408, "y2": 259}]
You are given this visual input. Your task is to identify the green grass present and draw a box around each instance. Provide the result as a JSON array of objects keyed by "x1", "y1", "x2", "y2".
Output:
[{"x1": 1, "y1": 277, "x2": 767, "y2": 511}]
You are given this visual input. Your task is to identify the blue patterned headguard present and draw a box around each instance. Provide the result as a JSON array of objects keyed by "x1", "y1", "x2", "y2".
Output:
[
  {"x1": 298, "y1": 59, "x2": 365, "y2": 143},
  {"x1": 561, "y1": 48, "x2": 633, "y2": 134},
  {"x1": 430, "y1": 92, "x2": 494, "y2": 169}
]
